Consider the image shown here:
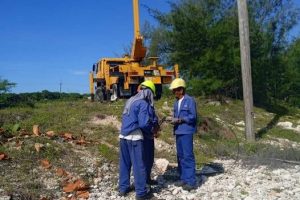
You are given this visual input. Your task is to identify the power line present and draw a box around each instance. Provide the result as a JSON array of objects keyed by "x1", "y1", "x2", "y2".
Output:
[{"x1": 60, "y1": 81, "x2": 62, "y2": 94}]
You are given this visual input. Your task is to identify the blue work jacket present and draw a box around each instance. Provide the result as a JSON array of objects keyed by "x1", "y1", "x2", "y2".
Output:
[
  {"x1": 173, "y1": 94, "x2": 197, "y2": 135},
  {"x1": 144, "y1": 107, "x2": 158, "y2": 139},
  {"x1": 121, "y1": 99, "x2": 156, "y2": 137}
]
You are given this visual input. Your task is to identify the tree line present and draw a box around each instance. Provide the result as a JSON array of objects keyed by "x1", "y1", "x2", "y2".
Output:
[
  {"x1": 0, "y1": 79, "x2": 84, "y2": 109},
  {"x1": 143, "y1": 0, "x2": 300, "y2": 108}
]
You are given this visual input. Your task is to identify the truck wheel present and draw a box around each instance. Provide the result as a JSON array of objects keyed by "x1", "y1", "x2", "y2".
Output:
[{"x1": 95, "y1": 87, "x2": 104, "y2": 102}]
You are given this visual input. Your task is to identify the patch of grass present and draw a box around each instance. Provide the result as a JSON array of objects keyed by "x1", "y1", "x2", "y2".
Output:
[
  {"x1": 199, "y1": 99, "x2": 245, "y2": 125},
  {"x1": 0, "y1": 144, "x2": 8, "y2": 153},
  {"x1": 0, "y1": 99, "x2": 124, "y2": 138},
  {"x1": 266, "y1": 128, "x2": 300, "y2": 143},
  {"x1": 88, "y1": 125, "x2": 120, "y2": 150},
  {"x1": 196, "y1": 131, "x2": 239, "y2": 157},
  {"x1": 208, "y1": 139, "x2": 240, "y2": 157},
  {"x1": 272, "y1": 188, "x2": 283, "y2": 193},
  {"x1": 242, "y1": 142, "x2": 260, "y2": 155},
  {"x1": 240, "y1": 189, "x2": 249, "y2": 196},
  {"x1": 98, "y1": 143, "x2": 118, "y2": 163},
  {"x1": 158, "y1": 125, "x2": 174, "y2": 144},
  {"x1": 101, "y1": 126, "x2": 120, "y2": 146},
  {"x1": 155, "y1": 150, "x2": 177, "y2": 163},
  {"x1": 0, "y1": 146, "x2": 50, "y2": 199},
  {"x1": 194, "y1": 151, "x2": 213, "y2": 168},
  {"x1": 4, "y1": 137, "x2": 63, "y2": 163},
  {"x1": 7, "y1": 190, "x2": 39, "y2": 200},
  {"x1": 195, "y1": 130, "x2": 300, "y2": 163},
  {"x1": 0, "y1": 133, "x2": 100, "y2": 198}
]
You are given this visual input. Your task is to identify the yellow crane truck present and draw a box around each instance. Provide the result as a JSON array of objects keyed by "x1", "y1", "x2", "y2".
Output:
[{"x1": 89, "y1": 0, "x2": 179, "y2": 102}]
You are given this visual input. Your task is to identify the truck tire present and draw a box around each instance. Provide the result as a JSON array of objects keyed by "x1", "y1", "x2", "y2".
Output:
[{"x1": 95, "y1": 87, "x2": 104, "y2": 102}]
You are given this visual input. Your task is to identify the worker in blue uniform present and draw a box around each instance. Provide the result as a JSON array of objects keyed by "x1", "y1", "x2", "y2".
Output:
[
  {"x1": 137, "y1": 83, "x2": 160, "y2": 186},
  {"x1": 169, "y1": 78, "x2": 197, "y2": 191},
  {"x1": 118, "y1": 80, "x2": 157, "y2": 200}
]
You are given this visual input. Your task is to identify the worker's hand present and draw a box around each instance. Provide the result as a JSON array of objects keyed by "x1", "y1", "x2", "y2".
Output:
[
  {"x1": 166, "y1": 116, "x2": 173, "y2": 122},
  {"x1": 171, "y1": 118, "x2": 183, "y2": 125},
  {"x1": 152, "y1": 124, "x2": 160, "y2": 134}
]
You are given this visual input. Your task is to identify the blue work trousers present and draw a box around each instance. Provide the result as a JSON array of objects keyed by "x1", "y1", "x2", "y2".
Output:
[
  {"x1": 119, "y1": 139, "x2": 147, "y2": 197},
  {"x1": 143, "y1": 137, "x2": 154, "y2": 183},
  {"x1": 176, "y1": 134, "x2": 196, "y2": 186}
]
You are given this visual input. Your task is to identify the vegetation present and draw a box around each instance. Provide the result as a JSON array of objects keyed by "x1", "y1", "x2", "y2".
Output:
[
  {"x1": 143, "y1": 0, "x2": 300, "y2": 107},
  {"x1": 0, "y1": 90, "x2": 85, "y2": 109},
  {"x1": 0, "y1": 77, "x2": 16, "y2": 93}
]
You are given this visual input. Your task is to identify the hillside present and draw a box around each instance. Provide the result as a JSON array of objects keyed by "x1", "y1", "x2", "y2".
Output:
[{"x1": 0, "y1": 98, "x2": 299, "y2": 199}]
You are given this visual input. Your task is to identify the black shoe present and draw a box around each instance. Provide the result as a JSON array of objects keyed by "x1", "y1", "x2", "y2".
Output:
[
  {"x1": 182, "y1": 184, "x2": 197, "y2": 191},
  {"x1": 118, "y1": 184, "x2": 135, "y2": 197},
  {"x1": 118, "y1": 190, "x2": 127, "y2": 197},
  {"x1": 129, "y1": 184, "x2": 135, "y2": 191},
  {"x1": 147, "y1": 179, "x2": 158, "y2": 185},
  {"x1": 174, "y1": 180, "x2": 186, "y2": 187},
  {"x1": 136, "y1": 190, "x2": 153, "y2": 200}
]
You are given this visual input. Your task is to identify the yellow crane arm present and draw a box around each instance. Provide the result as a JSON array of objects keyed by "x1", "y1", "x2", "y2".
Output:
[{"x1": 131, "y1": 0, "x2": 146, "y2": 62}]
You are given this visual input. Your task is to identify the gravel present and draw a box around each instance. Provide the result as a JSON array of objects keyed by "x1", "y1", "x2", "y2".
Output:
[{"x1": 88, "y1": 159, "x2": 300, "y2": 200}]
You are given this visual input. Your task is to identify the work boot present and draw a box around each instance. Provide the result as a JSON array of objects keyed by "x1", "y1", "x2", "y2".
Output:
[
  {"x1": 174, "y1": 180, "x2": 186, "y2": 187},
  {"x1": 118, "y1": 191, "x2": 127, "y2": 197},
  {"x1": 129, "y1": 184, "x2": 135, "y2": 191},
  {"x1": 135, "y1": 191, "x2": 153, "y2": 200},
  {"x1": 182, "y1": 184, "x2": 197, "y2": 191},
  {"x1": 118, "y1": 184, "x2": 135, "y2": 197},
  {"x1": 146, "y1": 179, "x2": 158, "y2": 185}
]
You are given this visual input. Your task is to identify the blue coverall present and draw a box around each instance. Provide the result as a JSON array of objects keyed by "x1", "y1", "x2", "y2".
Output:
[
  {"x1": 119, "y1": 99, "x2": 156, "y2": 197},
  {"x1": 173, "y1": 94, "x2": 197, "y2": 187}
]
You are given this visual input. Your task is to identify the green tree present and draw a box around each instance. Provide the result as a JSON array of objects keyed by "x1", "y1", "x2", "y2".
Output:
[
  {"x1": 248, "y1": 0, "x2": 299, "y2": 105},
  {"x1": 281, "y1": 38, "x2": 300, "y2": 107},
  {"x1": 146, "y1": 0, "x2": 299, "y2": 105},
  {"x1": 0, "y1": 78, "x2": 16, "y2": 93},
  {"x1": 148, "y1": 0, "x2": 242, "y2": 97}
]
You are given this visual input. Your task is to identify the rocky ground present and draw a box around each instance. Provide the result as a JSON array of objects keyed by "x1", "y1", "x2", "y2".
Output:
[
  {"x1": 87, "y1": 159, "x2": 300, "y2": 200},
  {"x1": 1, "y1": 156, "x2": 299, "y2": 200}
]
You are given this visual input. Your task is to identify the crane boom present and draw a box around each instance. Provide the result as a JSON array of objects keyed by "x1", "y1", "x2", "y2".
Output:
[
  {"x1": 131, "y1": 0, "x2": 146, "y2": 62},
  {"x1": 89, "y1": 0, "x2": 179, "y2": 102}
]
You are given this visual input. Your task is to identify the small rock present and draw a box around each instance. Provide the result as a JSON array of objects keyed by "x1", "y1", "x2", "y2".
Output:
[
  {"x1": 186, "y1": 194, "x2": 196, "y2": 200},
  {"x1": 172, "y1": 188, "x2": 180, "y2": 195},
  {"x1": 235, "y1": 121, "x2": 245, "y2": 126},
  {"x1": 277, "y1": 121, "x2": 293, "y2": 129},
  {"x1": 211, "y1": 192, "x2": 219, "y2": 197},
  {"x1": 282, "y1": 174, "x2": 291, "y2": 180},
  {"x1": 155, "y1": 158, "x2": 169, "y2": 174},
  {"x1": 0, "y1": 196, "x2": 11, "y2": 200},
  {"x1": 272, "y1": 169, "x2": 281, "y2": 175},
  {"x1": 207, "y1": 101, "x2": 221, "y2": 106}
]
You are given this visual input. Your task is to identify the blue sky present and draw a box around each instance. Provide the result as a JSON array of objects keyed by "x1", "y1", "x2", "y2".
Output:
[
  {"x1": 0, "y1": 0, "x2": 170, "y2": 93},
  {"x1": 0, "y1": 0, "x2": 300, "y2": 94}
]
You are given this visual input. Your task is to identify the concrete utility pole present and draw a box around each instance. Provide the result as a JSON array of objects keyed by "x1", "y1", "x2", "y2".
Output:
[
  {"x1": 59, "y1": 81, "x2": 62, "y2": 94},
  {"x1": 237, "y1": 0, "x2": 255, "y2": 141}
]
